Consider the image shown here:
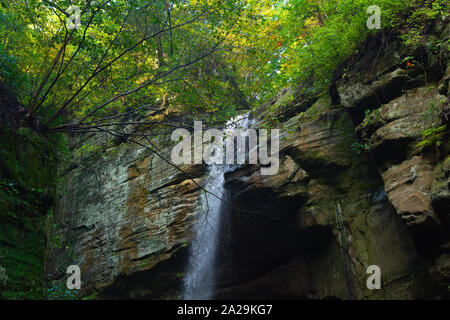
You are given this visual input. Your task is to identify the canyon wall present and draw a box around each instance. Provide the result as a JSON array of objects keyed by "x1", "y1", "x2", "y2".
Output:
[{"x1": 45, "y1": 22, "x2": 450, "y2": 299}]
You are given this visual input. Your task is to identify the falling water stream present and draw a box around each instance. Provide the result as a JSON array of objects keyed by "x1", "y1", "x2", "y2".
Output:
[{"x1": 183, "y1": 114, "x2": 250, "y2": 300}]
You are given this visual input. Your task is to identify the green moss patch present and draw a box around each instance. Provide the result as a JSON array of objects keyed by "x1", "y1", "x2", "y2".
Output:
[{"x1": 0, "y1": 126, "x2": 58, "y2": 299}]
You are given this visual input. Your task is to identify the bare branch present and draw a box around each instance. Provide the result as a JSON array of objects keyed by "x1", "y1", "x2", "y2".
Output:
[
  {"x1": 33, "y1": 4, "x2": 101, "y2": 113},
  {"x1": 29, "y1": 0, "x2": 97, "y2": 113},
  {"x1": 41, "y1": 0, "x2": 69, "y2": 17},
  {"x1": 44, "y1": 11, "x2": 209, "y2": 127},
  {"x1": 77, "y1": 41, "x2": 221, "y2": 124},
  {"x1": 88, "y1": 126, "x2": 269, "y2": 215}
]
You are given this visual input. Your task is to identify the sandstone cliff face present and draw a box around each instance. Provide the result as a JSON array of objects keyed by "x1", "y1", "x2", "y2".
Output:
[
  {"x1": 46, "y1": 22, "x2": 450, "y2": 299},
  {"x1": 45, "y1": 129, "x2": 206, "y2": 299},
  {"x1": 221, "y1": 105, "x2": 441, "y2": 299}
]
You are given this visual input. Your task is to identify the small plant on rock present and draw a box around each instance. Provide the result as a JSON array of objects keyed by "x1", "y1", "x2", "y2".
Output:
[
  {"x1": 416, "y1": 125, "x2": 447, "y2": 149},
  {"x1": 362, "y1": 109, "x2": 385, "y2": 128},
  {"x1": 351, "y1": 142, "x2": 370, "y2": 154}
]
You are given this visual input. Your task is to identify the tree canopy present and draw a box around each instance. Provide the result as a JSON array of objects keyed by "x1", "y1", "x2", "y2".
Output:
[{"x1": 0, "y1": 0, "x2": 448, "y2": 132}]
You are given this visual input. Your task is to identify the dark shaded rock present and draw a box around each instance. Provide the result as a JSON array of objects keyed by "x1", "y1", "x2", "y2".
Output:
[
  {"x1": 216, "y1": 94, "x2": 440, "y2": 299},
  {"x1": 431, "y1": 156, "x2": 450, "y2": 226}
]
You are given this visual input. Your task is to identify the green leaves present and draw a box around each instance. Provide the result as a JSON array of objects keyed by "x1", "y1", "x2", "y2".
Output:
[
  {"x1": 2, "y1": 0, "x2": 448, "y2": 130},
  {"x1": 416, "y1": 125, "x2": 447, "y2": 149},
  {"x1": 351, "y1": 142, "x2": 370, "y2": 154},
  {"x1": 0, "y1": 42, "x2": 29, "y2": 95}
]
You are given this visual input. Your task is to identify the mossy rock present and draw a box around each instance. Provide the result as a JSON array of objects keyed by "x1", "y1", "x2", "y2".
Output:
[{"x1": 0, "y1": 126, "x2": 58, "y2": 299}]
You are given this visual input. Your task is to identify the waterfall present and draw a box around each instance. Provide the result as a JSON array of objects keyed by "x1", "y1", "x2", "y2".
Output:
[{"x1": 183, "y1": 114, "x2": 250, "y2": 300}]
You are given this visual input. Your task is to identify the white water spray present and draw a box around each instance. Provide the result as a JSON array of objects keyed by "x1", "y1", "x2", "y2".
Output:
[{"x1": 183, "y1": 114, "x2": 250, "y2": 300}]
